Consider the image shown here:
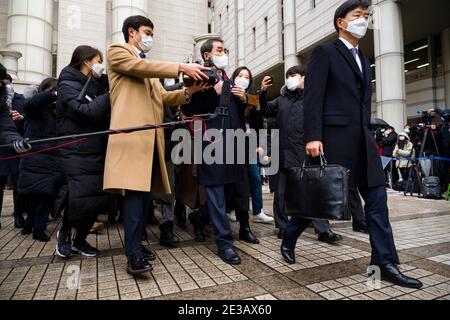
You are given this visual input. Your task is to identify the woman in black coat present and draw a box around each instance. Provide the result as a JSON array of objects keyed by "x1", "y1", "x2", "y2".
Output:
[
  {"x1": 18, "y1": 78, "x2": 58, "y2": 241},
  {"x1": 55, "y1": 45, "x2": 111, "y2": 259}
]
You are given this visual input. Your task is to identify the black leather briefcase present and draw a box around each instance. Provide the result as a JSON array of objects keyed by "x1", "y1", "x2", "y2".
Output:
[{"x1": 285, "y1": 154, "x2": 351, "y2": 221}]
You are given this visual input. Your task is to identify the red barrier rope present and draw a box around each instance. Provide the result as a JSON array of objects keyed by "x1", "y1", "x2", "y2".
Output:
[{"x1": 0, "y1": 116, "x2": 213, "y2": 162}]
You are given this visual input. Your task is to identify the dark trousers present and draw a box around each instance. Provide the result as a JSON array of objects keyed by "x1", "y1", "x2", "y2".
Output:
[
  {"x1": 11, "y1": 174, "x2": 27, "y2": 216},
  {"x1": 285, "y1": 186, "x2": 400, "y2": 266},
  {"x1": 205, "y1": 185, "x2": 234, "y2": 251},
  {"x1": 349, "y1": 187, "x2": 366, "y2": 226},
  {"x1": 248, "y1": 164, "x2": 263, "y2": 215},
  {"x1": 60, "y1": 212, "x2": 97, "y2": 245},
  {"x1": 122, "y1": 190, "x2": 152, "y2": 258},
  {"x1": 24, "y1": 194, "x2": 51, "y2": 232}
]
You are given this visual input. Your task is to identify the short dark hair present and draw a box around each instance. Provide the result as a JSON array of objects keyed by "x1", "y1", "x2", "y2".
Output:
[
  {"x1": 5, "y1": 74, "x2": 12, "y2": 82},
  {"x1": 69, "y1": 45, "x2": 103, "y2": 70},
  {"x1": 286, "y1": 66, "x2": 306, "y2": 78},
  {"x1": 231, "y1": 66, "x2": 254, "y2": 90},
  {"x1": 38, "y1": 78, "x2": 58, "y2": 93},
  {"x1": 122, "y1": 15, "x2": 154, "y2": 43},
  {"x1": 334, "y1": 0, "x2": 371, "y2": 33},
  {"x1": 200, "y1": 38, "x2": 224, "y2": 61}
]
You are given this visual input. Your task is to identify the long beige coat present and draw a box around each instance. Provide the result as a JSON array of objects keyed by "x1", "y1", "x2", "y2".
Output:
[{"x1": 103, "y1": 43, "x2": 187, "y2": 195}]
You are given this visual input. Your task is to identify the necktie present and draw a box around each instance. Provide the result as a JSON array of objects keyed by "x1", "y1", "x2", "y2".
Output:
[
  {"x1": 350, "y1": 47, "x2": 358, "y2": 60},
  {"x1": 139, "y1": 52, "x2": 146, "y2": 59}
]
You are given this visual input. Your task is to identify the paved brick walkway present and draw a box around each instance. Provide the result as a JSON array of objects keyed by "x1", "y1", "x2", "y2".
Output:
[{"x1": 0, "y1": 188, "x2": 449, "y2": 300}]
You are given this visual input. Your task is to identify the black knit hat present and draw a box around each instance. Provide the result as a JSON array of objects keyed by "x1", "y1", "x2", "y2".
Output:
[
  {"x1": 334, "y1": 0, "x2": 371, "y2": 32},
  {"x1": 0, "y1": 63, "x2": 7, "y2": 81}
]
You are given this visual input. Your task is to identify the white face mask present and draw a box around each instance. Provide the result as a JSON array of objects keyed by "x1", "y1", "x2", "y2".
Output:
[
  {"x1": 286, "y1": 77, "x2": 301, "y2": 91},
  {"x1": 90, "y1": 64, "x2": 104, "y2": 79},
  {"x1": 139, "y1": 34, "x2": 153, "y2": 53},
  {"x1": 212, "y1": 54, "x2": 229, "y2": 70},
  {"x1": 234, "y1": 78, "x2": 249, "y2": 90},
  {"x1": 345, "y1": 18, "x2": 369, "y2": 39}
]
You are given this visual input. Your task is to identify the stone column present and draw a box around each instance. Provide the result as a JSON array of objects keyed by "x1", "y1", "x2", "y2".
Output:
[
  {"x1": 236, "y1": 0, "x2": 245, "y2": 66},
  {"x1": 6, "y1": 0, "x2": 54, "y2": 83},
  {"x1": 283, "y1": 0, "x2": 298, "y2": 73},
  {"x1": 111, "y1": 0, "x2": 148, "y2": 44},
  {"x1": 373, "y1": 0, "x2": 406, "y2": 132},
  {"x1": 0, "y1": 49, "x2": 22, "y2": 80}
]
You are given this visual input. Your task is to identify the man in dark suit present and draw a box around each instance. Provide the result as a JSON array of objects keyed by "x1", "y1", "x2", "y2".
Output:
[{"x1": 281, "y1": 0, "x2": 422, "y2": 289}]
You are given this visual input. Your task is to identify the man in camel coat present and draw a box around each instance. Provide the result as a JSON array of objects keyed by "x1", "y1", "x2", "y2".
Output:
[{"x1": 104, "y1": 15, "x2": 208, "y2": 274}]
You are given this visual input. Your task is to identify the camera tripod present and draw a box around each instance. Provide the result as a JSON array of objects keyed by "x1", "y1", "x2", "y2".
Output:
[{"x1": 404, "y1": 126, "x2": 440, "y2": 197}]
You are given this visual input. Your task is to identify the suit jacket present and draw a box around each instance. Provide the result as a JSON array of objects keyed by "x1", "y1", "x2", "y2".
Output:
[
  {"x1": 304, "y1": 39, "x2": 385, "y2": 188},
  {"x1": 103, "y1": 43, "x2": 187, "y2": 194}
]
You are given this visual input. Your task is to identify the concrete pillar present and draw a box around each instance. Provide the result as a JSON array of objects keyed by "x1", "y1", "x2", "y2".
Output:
[
  {"x1": 236, "y1": 0, "x2": 245, "y2": 66},
  {"x1": 442, "y1": 28, "x2": 450, "y2": 109},
  {"x1": 283, "y1": 0, "x2": 298, "y2": 73},
  {"x1": 373, "y1": 0, "x2": 406, "y2": 132},
  {"x1": 0, "y1": 49, "x2": 22, "y2": 80},
  {"x1": 111, "y1": 0, "x2": 148, "y2": 44},
  {"x1": 6, "y1": 0, "x2": 54, "y2": 83}
]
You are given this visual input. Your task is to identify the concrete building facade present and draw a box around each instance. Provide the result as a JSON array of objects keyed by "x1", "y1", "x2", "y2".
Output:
[{"x1": 0, "y1": 0, "x2": 448, "y2": 129}]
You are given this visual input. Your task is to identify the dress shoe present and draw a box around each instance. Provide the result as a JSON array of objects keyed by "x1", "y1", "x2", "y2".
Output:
[
  {"x1": 239, "y1": 228, "x2": 260, "y2": 244},
  {"x1": 218, "y1": 248, "x2": 241, "y2": 265},
  {"x1": 14, "y1": 214, "x2": 26, "y2": 229},
  {"x1": 159, "y1": 221, "x2": 180, "y2": 247},
  {"x1": 281, "y1": 238, "x2": 296, "y2": 264},
  {"x1": 378, "y1": 264, "x2": 423, "y2": 289},
  {"x1": 142, "y1": 246, "x2": 156, "y2": 261},
  {"x1": 33, "y1": 230, "x2": 50, "y2": 242},
  {"x1": 353, "y1": 222, "x2": 369, "y2": 234},
  {"x1": 127, "y1": 254, "x2": 153, "y2": 275},
  {"x1": 21, "y1": 227, "x2": 32, "y2": 236},
  {"x1": 318, "y1": 231, "x2": 343, "y2": 244}
]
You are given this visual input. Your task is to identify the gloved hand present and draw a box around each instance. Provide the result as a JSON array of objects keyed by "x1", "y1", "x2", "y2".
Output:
[{"x1": 12, "y1": 139, "x2": 32, "y2": 154}]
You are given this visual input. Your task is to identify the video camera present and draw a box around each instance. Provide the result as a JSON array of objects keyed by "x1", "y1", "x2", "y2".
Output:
[{"x1": 182, "y1": 61, "x2": 219, "y2": 87}]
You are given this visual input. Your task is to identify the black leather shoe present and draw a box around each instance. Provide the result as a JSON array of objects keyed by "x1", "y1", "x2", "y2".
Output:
[
  {"x1": 142, "y1": 246, "x2": 156, "y2": 261},
  {"x1": 33, "y1": 230, "x2": 50, "y2": 242},
  {"x1": 14, "y1": 214, "x2": 26, "y2": 229},
  {"x1": 21, "y1": 227, "x2": 32, "y2": 235},
  {"x1": 281, "y1": 238, "x2": 296, "y2": 264},
  {"x1": 218, "y1": 248, "x2": 241, "y2": 265},
  {"x1": 239, "y1": 228, "x2": 260, "y2": 244},
  {"x1": 353, "y1": 222, "x2": 369, "y2": 234},
  {"x1": 318, "y1": 231, "x2": 343, "y2": 244},
  {"x1": 378, "y1": 264, "x2": 423, "y2": 289},
  {"x1": 127, "y1": 254, "x2": 153, "y2": 275},
  {"x1": 159, "y1": 221, "x2": 180, "y2": 247}
]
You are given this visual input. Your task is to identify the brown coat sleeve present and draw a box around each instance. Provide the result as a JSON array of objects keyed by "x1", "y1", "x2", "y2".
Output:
[
  {"x1": 158, "y1": 82, "x2": 188, "y2": 108},
  {"x1": 108, "y1": 44, "x2": 180, "y2": 79}
]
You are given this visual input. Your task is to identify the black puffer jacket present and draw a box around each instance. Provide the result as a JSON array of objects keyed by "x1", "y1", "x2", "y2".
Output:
[
  {"x1": 56, "y1": 66, "x2": 111, "y2": 222},
  {"x1": 261, "y1": 88, "x2": 306, "y2": 168},
  {"x1": 18, "y1": 91, "x2": 59, "y2": 195}
]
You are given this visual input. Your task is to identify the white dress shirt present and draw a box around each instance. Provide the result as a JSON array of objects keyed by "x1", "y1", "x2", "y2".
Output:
[{"x1": 339, "y1": 37, "x2": 363, "y2": 73}]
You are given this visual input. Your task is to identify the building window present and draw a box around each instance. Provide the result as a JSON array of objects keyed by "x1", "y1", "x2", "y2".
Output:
[
  {"x1": 219, "y1": 14, "x2": 222, "y2": 34},
  {"x1": 226, "y1": 5, "x2": 229, "y2": 24},
  {"x1": 253, "y1": 27, "x2": 256, "y2": 50},
  {"x1": 264, "y1": 17, "x2": 268, "y2": 42},
  {"x1": 311, "y1": 0, "x2": 316, "y2": 9}
]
